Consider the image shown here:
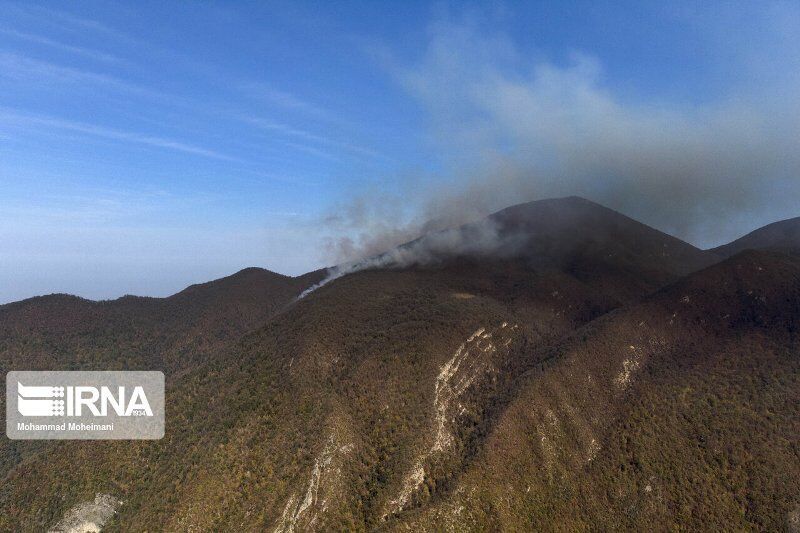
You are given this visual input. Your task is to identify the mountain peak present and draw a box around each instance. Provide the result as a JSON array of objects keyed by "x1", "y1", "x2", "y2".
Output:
[{"x1": 432, "y1": 196, "x2": 714, "y2": 278}]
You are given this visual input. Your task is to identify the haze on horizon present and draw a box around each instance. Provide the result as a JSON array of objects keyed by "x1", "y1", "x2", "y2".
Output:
[{"x1": 1, "y1": 0, "x2": 799, "y2": 304}]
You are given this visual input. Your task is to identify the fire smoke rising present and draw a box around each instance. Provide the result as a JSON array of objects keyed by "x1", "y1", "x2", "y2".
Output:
[
  {"x1": 321, "y1": 10, "x2": 800, "y2": 276},
  {"x1": 301, "y1": 218, "x2": 508, "y2": 297}
]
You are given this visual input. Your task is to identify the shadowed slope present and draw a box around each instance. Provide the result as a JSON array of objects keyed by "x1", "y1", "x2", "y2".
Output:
[
  {"x1": 491, "y1": 196, "x2": 715, "y2": 276},
  {"x1": 712, "y1": 216, "x2": 800, "y2": 257},
  {"x1": 370, "y1": 197, "x2": 717, "y2": 297}
]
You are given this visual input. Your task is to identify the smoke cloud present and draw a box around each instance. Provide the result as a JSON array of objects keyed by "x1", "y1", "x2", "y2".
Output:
[
  {"x1": 323, "y1": 6, "x2": 800, "y2": 268},
  {"x1": 301, "y1": 217, "x2": 508, "y2": 298}
]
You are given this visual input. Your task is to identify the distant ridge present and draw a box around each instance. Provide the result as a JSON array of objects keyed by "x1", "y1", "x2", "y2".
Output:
[{"x1": 711, "y1": 216, "x2": 800, "y2": 257}]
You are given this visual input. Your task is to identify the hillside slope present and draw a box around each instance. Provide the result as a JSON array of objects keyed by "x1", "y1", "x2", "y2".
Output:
[
  {"x1": 0, "y1": 198, "x2": 797, "y2": 531},
  {"x1": 0, "y1": 267, "x2": 323, "y2": 493},
  {"x1": 0, "y1": 256, "x2": 643, "y2": 530},
  {"x1": 0, "y1": 266, "x2": 324, "y2": 374},
  {"x1": 396, "y1": 250, "x2": 800, "y2": 531},
  {"x1": 712, "y1": 216, "x2": 800, "y2": 257}
]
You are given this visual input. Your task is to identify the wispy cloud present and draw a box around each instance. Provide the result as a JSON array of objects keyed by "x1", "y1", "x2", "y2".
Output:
[
  {"x1": 0, "y1": 107, "x2": 239, "y2": 161},
  {"x1": 0, "y1": 49, "x2": 373, "y2": 166},
  {"x1": 5, "y1": 3, "x2": 141, "y2": 47},
  {"x1": 242, "y1": 82, "x2": 340, "y2": 122},
  {"x1": 0, "y1": 51, "x2": 166, "y2": 100},
  {"x1": 0, "y1": 186, "x2": 225, "y2": 227},
  {"x1": 35, "y1": 5, "x2": 118, "y2": 34},
  {"x1": 282, "y1": 141, "x2": 339, "y2": 161},
  {"x1": 0, "y1": 28, "x2": 120, "y2": 63},
  {"x1": 3, "y1": 6, "x2": 380, "y2": 168},
  {"x1": 0, "y1": 52, "x2": 373, "y2": 165},
  {"x1": 241, "y1": 115, "x2": 383, "y2": 160}
]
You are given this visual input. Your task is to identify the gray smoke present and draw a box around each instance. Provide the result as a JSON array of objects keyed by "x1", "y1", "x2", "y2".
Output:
[
  {"x1": 301, "y1": 217, "x2": 505, "y2": 298},
  {"x1": 321, "y1": 8, "x2": 800, "y2": 271}
]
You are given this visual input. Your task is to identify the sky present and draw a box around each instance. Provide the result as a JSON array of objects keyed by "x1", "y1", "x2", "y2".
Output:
[{"x1": 1, "y1": 1, "x2": 798, "y2": 303}]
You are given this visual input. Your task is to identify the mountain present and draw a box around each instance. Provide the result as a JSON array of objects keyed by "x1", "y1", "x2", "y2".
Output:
[
  {"x1": 711, "y1": 216, "x2": 800, "y2": 257},
  {"x1": 0, "y1": 197, "x2": 798, "y2": 532},
  {"x1": 397, "y1": 250, "x2": 800, "y2": 530},
  {"x1": 380, "y1": 196, "x2": 717, "y2": 304},
  {"x1": 0, "y1": 267, "x2": 325, "y2": 374},
  {"x1": 488, "y1": 196, "x2": 716, "y2": 284},
  {"x1": 0, "y1": 267, "x2": 323, "y2": 493}
]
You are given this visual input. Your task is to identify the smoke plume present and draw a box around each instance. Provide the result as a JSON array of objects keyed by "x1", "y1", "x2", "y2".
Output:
[
  {"x1": 301, "y1": 217, "x2": 507, "y2": 297},
  {"x1": 322, "y1": 6, "x2": 800, "y2": 271}
]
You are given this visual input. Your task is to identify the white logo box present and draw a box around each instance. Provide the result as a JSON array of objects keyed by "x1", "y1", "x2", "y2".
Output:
[{"x1": 6, "y1": 371, "x2": 164, "y2": 440}]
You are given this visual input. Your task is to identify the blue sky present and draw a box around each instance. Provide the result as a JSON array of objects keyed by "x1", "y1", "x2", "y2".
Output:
[{"x1": 1, "y1": 1, "x2": 799, "y2": 302}]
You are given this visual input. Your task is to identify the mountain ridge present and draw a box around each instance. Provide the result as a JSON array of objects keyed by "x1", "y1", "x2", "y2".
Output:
[
  {"x1": 0, "y1": 197, "x2": 798, "y2": 531},
  {"x1": 0, "y1": 266, "x2": 326, "y2": 308},
  {"x1": 7, "y1": 197, "x2": 800, "y2": 311},
  {"x1": 711, "y1": 216, "x2": 800, "y2": 258}
]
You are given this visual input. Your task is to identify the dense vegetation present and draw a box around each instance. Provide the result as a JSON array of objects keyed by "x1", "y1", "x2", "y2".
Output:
[{"x1": 0, "y1": 198, "x2": 798, "y2": 531}]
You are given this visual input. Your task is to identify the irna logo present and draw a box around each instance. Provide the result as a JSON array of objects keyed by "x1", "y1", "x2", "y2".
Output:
[
  {"x1": 6, "y1": 371, "x2": 164, "y2": 440},
  {"x1": 17, "y1": 382, "x2": 153, "y2": 417}
]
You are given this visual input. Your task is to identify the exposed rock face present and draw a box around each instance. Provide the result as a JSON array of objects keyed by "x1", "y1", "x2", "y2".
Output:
[
  {"x1": 49, "y1": 494, "x2": 121, "y2": 533},
  {"x1": 275, "y1": 426, "x2": 354, "y2": 532},
  {"x1": 789, "y1": 502, "x2": 800, "y2": 533},
  {"x1": 386, "y1": 322, "x2": 519, "y2": 517}
]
